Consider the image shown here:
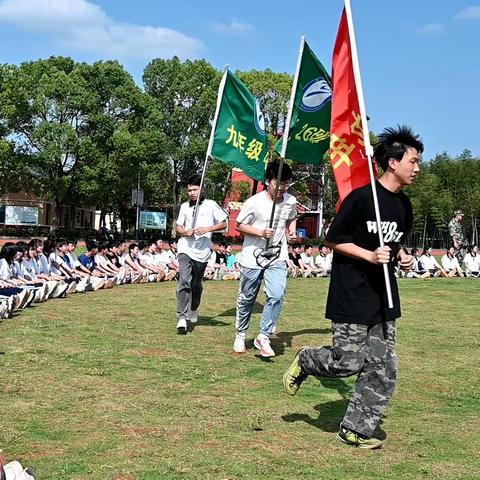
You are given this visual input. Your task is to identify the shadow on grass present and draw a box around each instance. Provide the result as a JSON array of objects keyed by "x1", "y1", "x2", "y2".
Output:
[
  {"x1": 197, "y1": 316, "x2": 231, "y2": 327},
  {"x1": 282, "y1": 398, "x2": 349, "y2": 432},
  {"x1": 282, "y1": 378, "x2": 353, "y2": 432},
  {"x1": 275, "y1": 328, "x2": 331, "y2": 349}
]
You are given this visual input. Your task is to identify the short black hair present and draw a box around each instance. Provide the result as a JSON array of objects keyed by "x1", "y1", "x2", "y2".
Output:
[
  {"x1": 29, "y1": 238, "x2": 43, "y2": 249},
  {"x1": 304, "y1": 244, "x2": 313, "y2": 250},
  {"x1": 0, "y1": 244, "x2": 17, "y2": 263},
  {"x1": 265, "y1": 160, "x2": 293, "y2": 182},
  {"x1": 138, "y1": 240, "x2": 147, "y2": 250},
  {"x1": 374, "y1": 125, "x2": 424, "y2": 172},
  {"x1": 86, "y1": 239, "x2": 98, "y2": 252},
  {"x1": 186, "y1": 174, "x2": 202, "y2": 187},
  {"x1": 56, "y1": 238, "x2": 68, "y2": 248}
]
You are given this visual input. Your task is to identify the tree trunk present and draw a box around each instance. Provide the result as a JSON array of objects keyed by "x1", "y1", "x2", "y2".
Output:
[{"x1": 51, "y1": 200, "x2": 61, "y2": 232}]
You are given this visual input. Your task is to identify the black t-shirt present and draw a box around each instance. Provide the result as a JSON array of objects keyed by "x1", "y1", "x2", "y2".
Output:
[
  {"x1": 325, "y1": 181, "x2": 413, "y2": 325},
  {"x1": 215, "y1": 252, "x2": 227, "y2": 265},
  {"x1": 288, "y1": 252, "x2": 301, "y2": 267}
]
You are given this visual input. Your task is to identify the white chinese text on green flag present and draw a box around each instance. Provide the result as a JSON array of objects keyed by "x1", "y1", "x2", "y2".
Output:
[{"x1": 210, "y1": 70, "x2": 268, "y2": 181}]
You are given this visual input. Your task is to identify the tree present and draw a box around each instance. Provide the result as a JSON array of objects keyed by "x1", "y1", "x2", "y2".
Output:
[
  {"x1": 143, "y1": 57, "x2": 221, "y2": 233},
  {"x1": 0, "y1": 57, "x2": 97, "y2": 229}
]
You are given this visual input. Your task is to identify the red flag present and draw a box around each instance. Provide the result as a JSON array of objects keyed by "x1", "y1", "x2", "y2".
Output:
[{"x1": 329, "y1": 8, "x2": 375, "y2": 208}]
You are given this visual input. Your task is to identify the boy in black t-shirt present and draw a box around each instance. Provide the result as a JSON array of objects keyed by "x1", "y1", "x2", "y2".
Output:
[{"x1": 283, "y1": 126, "x2": 423, "y2": 449}]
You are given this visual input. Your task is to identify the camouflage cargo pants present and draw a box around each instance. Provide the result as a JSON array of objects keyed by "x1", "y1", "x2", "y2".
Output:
[{"x1": 299, "y1": 321, "x2": 397, "y2": 438}]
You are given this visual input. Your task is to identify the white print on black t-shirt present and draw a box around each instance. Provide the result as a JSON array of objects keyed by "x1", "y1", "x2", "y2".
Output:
[{"x1": 366, "y1": 221, "x2": 404, "y2": 242}]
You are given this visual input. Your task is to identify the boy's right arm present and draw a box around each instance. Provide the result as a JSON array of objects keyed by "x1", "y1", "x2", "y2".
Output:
[{"x1": 326, "y1": 241, "x2": 391, "y2": 265}]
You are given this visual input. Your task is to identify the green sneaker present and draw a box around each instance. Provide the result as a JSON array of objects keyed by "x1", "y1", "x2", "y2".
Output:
[
  {"x1": 283, "y1": 348, "x2": 308, "y2": 396},
  {"x1": 336, "y1": 427, "x2": 383, "y2": 450}
]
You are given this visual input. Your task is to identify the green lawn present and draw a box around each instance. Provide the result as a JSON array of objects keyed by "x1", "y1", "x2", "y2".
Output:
[{"x1": 1, "y1": 278, "x2": 479, "y2": 479}]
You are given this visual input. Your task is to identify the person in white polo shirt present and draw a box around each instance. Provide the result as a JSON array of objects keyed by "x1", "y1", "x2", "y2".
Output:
[
  {"x1": 175, "y1": 174, "x2": 228, "y2": 334},
  {"x1": 441, "y1": 245, "x2": 464, "y2": 277}
]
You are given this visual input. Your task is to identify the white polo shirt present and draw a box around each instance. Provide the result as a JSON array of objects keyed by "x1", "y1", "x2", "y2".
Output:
[{"x1": 176, "y1": 199, "x2": 228, "y2": 263}]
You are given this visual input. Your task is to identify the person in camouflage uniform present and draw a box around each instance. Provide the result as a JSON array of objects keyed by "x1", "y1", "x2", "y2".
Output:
[
  {"x1": 448, "y1": 211, "x2": 465, "y2": 260},
  {"x1": 283, "y1": 126, "x2": 424, "y2": 449}
]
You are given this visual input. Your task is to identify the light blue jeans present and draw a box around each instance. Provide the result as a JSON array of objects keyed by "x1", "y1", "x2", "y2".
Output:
[{"x1": 235, "y1": 261, "x2": 287, "y2": 337}]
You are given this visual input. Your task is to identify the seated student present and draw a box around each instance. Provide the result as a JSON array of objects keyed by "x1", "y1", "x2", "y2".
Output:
[
  {"x1": 302, "y1": 244, "x2": 326, "y2": 277},
  {"x1": 222, "y1": 243, "x2": 241, "y2": 280},
  {"x1": 93, "y1": 242, "x2": 122, "y2": 287},
  {"x1": 314, "y1": 245, "x2": 332, "y2": 275},
  {"x1": 12, "y1": 242, "x2": 51, "y2": 303},
  {"x1": 203, "y1": 249, "x2": 217, "y2": 280},
  {"x1": 25, "y1": 239, "x2": 63, "y2": 297},
  {"x1": 211, "y1": 242, "x2": 228, "y2": 280},
  {"x1": 14, "y1": 241, "x2": 54, "y2": 302},
  {"x1": 408, "y1": 248, "x2": 430, "y2": 278},
  {"x1": 288, "y1": 244, "x2": 312, "y2": 277},
  {"x1": 420, "y1": 246, "x2": 447, "y2": 278},
  {"x1": 154, "y1": 239, "x2": 178, "y2": 281},
  {"x1": 463, "y1": 245, "x2": 480, "y2": 277},
  {"x1": 49, "y1": 238, "x2": 85, "y2": 293},
  {"x1": 137, "y1": 241, "x2": 165, "y2": 282},
  {"x1": 29, "y1": 238, "x2": 69, "y2": 297},
  {"x1": 0, "y1": 244, "x2": 37, "y2": 310},
  {"x1": 167, "y1": 239, "x2": 180, "y2": 272},
  {"x1": 66, "y1": 239, "x2": 91, "y2": 280},
  {"x1": 441, "y1": 245, "x2": 464, "y2": 277},
  {"x1": 107, "y1": 240, "x2": 137, "y2": 283},
  {"x1": 77, "y1": 240, "x2": 106, "y2": 290},
  {"x1": 124, "y1": 243, "x2": 151, "y2": 282}
]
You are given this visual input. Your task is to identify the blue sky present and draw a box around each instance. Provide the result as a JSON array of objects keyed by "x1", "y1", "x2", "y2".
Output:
[{"x1": 0, "y1": 0, "x2": 478, "y2": 161}]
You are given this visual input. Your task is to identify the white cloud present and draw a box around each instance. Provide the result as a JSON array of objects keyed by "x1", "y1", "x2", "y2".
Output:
[
  {"x1": 211, "y1": 19, "x2": 255, "y2": 37},
  {"x1": 454, "y1": 6, "x2": 480, "y2": 19},
  {"x1": 418, "y1": 23, "x2": 445, "y2": 35},
  {"x1": 0, "y1": 0, "x2": 205, "y2": 60}
]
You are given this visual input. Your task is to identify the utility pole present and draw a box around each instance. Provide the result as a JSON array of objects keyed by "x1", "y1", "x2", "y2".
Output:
[{"x1": 135, "y1": 171, "x2": 141, "y2": 241}]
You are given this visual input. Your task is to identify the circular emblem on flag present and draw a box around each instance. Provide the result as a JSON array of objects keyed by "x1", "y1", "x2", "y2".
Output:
[
  {"x1": 254, "y1": 99, "x2": 266, "y2": 135},
  {"x1": 299, "y1": 77, "x2": 332, "y2": 112}
]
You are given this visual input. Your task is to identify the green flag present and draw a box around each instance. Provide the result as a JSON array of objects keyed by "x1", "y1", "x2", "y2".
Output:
[
  {"x1": 275, "y1": 40, "x2": 332, "y2": 164},
  {"x1": 210, "y1": 70, "x2": 268, "y2": 181}
]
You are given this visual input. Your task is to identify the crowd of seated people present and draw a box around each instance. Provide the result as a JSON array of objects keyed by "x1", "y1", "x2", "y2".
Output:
[
  {"x1": 1, "y1": 236, "x2": 476, "y2": 321},
  {"x1": 0, "y1": 237, "x2": 180, "y2": 319},
  {"x1": 398, "y1": 244, "x2": 480, "y2": 278},
  {"x1": 287, "y1": 243, "x2": 332, "y2": 278}
]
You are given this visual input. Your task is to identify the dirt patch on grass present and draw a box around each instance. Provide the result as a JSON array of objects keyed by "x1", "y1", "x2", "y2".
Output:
[{"x1": 135, "y1": 348, "x2": 169, "y2": 357}]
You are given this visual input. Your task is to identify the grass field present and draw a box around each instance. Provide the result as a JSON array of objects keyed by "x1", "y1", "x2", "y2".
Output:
[{"x1": 1, "y1": 278, "x2": 479, "y2": 480}]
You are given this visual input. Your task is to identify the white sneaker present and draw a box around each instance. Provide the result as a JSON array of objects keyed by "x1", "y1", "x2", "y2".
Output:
[
  {"x1": 233, "y1": 333, "x2": 246, "y2": 353},
  {"x1": 254, "y1": 334, "x2": 275, "y2": 358},
  {"x1": 176, "y1": 317, "x2": 187, "y2": 335}
]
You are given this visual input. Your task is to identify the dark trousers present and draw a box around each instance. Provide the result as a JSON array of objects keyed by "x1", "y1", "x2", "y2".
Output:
[
  {"x1": 300, "y1": 321, "x2": 397, "y2": 438},
  {"x1": 176, "y1": 253, "x2": 208, "y2": 320}
]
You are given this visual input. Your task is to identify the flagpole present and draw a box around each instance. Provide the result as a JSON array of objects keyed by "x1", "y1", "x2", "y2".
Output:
[
  {"x1": 191, "y1": 66, "x2": 229, "y2": 230},
  {"x1": 344, "y1": 0, "x2": 393, "y2": 308},
  {"x1": 264, "y1": 37, "x2": 305, "y2": 252}
]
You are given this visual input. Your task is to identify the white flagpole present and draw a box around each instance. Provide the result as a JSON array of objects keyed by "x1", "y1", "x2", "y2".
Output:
[
  {"x1": 191, "y1": 66, "x2": 229, "y2": 230},
  {"x1": 264, "y1": 37, "x2": 305, "y2": 252},
  {"x1": 344, "y1": 0, "x2": 394, "y2": 308},
  {"x1": 281, "y1": 36, "x2": 305, "y2": 159}
]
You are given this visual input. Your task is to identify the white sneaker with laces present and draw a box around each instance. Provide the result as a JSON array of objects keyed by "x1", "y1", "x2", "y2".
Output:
[
  {"x1": 176, "y1": 317, "x2": 187, "y2": 335},
  {"x1": 254, "y1": 334, "x2": 275, "y2": 358},
  {"x1": 233, "y1": 333, "x2": 246, "y2": 353}
]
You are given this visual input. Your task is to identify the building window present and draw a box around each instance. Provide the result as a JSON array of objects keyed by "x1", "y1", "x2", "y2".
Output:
[{"x1": 0, "y1": 205, "x2": 5, "y2": 223}]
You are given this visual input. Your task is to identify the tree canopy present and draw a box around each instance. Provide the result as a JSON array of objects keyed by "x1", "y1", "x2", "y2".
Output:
[{"x1": 0, "y1": 55, "x2": 478, "y2": 244}]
